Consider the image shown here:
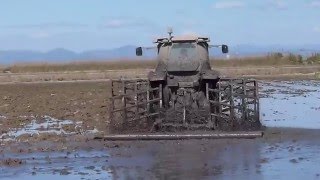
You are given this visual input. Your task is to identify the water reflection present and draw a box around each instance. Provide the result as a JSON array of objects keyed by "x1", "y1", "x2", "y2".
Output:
[
  {"x1": 260, "y1": 80, "x2": 320, "y2": 129},
  {"x1": 260, "y1": 141, "x2": 320, "y2": 179},
  {"x1": 2, "y1": 138, "x2": 320, "y2": 180},
  {"x1": 107, "y1": 140, "x2": 263, "y2": 180}
]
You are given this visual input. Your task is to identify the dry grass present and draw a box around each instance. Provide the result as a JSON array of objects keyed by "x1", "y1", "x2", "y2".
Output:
[
  {"x1": 1, "y1": 54, "x2": 315, "y2": 73},
  {"x1": 211, "y1": 53, "x2": 305, "y2": 67},
  {"x1": 7, "y1": 60, "x2": 157, "y2": 73}
]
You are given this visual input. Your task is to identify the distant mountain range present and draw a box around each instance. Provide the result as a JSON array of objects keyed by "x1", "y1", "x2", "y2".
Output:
[
  {"x1": 0, "y1": 45, "x2": 145, "y2": 64},
  {"x1": 0, "y1": 44, "x2": 319, "y2": 65}
]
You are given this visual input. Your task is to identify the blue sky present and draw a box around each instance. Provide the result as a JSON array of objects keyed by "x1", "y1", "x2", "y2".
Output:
[{"x1": 0, "y1": 0, "x2": 319, "y2": 51}]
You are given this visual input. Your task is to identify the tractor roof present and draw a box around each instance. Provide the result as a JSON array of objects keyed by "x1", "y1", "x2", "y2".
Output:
[{"x1": 154, "y1": 35, "x2": 210, "y2": 43}]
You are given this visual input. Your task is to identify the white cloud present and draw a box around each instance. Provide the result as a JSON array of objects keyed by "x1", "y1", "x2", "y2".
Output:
[
  {"x1": 313, "y1": 26, "x2": 320, "y2": 32},
  {"x1": 213, "y1": 1, "x2": 245, "y2": 9},
  {"x1": 269, "y1": 0, "x2": 288, "y2": 10},
  {"x1": 104, "y1": 18, "x2": 152, "y2": 29},
  {"x1": 99, "y1": 17, "x2": 156, "y2": 29},
  {"x1": 0, "y1": 22, "x2": 88, "y2": 29},
  {"x1": 309, "y1": 1, "x2": 320, "y2": 7},
  {"x1": 105, "y1": 19, "x2": 126, "y2": 28},
  {"x1": 29, "y1": 32, "x2": 51, "y2": 39}
]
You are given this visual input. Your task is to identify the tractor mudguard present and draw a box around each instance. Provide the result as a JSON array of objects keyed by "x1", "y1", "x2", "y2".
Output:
[
  {"x1": 148, "y1": 71, "x2": 166, "y2": 82},
  {"x1": 202, "y1": 69, "x2": 220, "y2": 80}
]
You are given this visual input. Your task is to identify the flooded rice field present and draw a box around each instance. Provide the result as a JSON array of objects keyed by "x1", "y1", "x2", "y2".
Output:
[
  {"x1": 0, "y1": 80, "x2": 320, "y2": 179},
  {"x1": 260, "y1": 80, "x2": 320, "y2": 129}
]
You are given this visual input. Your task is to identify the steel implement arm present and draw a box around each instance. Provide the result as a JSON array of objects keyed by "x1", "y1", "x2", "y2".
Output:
[
  {"x1": 209, "y1": 45, "x2": 227, "y2": 48},
  {"x1": 95, "y1": 131, "x2": 264, "y2": 141},
  {"x1": 209, "y1": 44, "x2": 229, "y2": 53},
  {"x1": 143, "y1": 46, "x2": 156, "y2": 50},
  {"x1": 209, "y1": 45, "x2": 223, "y2": 48}
]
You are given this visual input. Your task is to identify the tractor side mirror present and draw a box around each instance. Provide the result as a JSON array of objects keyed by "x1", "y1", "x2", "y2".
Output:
[
  {"x1": 222, "y1": 45, "x2": 229, "y2": 54},
  {"x1": 136, "y1": 47, "x2": 143, "y2": 56}
]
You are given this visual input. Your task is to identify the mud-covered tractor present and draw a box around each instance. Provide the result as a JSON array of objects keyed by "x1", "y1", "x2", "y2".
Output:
[{"x1": 109, "y1": 30, "x2": 261, "y2": 134}]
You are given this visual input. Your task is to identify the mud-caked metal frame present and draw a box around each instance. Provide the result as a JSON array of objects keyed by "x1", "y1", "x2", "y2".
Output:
[
  {"x1": 109, "y1": 78, "x2": 163, "y2": 133},
  {"x1": 109, "y1": 78, "x2": 260, "y2": 132},
  {"x1": 207, "y1": 78, "x2": 260, "y2": 130}
]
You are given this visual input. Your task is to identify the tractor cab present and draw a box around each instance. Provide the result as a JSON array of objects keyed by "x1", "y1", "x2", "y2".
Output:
[
  {"x1": 155, "y1": 36, "x2": 209, "y2": 72},
  {"x1": 136, "y1": 32, "x2": 229, "y2": 73}
]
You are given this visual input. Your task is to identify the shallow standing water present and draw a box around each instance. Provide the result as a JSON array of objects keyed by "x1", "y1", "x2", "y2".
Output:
[
  {"x1": 1, "y1": 80, "x2": 320, "y2": 180},
  {"x1": 260, "y1": 80, "x2": 320, "y2": 129}
]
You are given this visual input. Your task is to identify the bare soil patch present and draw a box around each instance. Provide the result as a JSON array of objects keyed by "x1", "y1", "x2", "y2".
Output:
[{"x1": 0, "y1": 81, "x2": 110, "y2": 139}]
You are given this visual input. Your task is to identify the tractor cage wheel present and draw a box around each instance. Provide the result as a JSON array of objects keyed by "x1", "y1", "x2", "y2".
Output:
[
  {"x1": 206, "y1": 78, "x2": 260, "y2": 131},
  {"x1": 109, "y1": 78, "x2": 163, "y2": 133}
]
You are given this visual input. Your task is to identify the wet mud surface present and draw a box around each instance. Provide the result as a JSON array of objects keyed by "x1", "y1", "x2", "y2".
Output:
[
  {"x1": 0, "y1": 80, "x2": 320, "y2": 179},
  {"x1": 0, "y1": 81, "x2": 109, "y2": 138}
]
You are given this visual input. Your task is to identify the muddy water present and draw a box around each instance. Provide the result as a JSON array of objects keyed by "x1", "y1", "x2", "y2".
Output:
[
  {"x1": 260, "y1": 80, "x2": 320, "y2": 128},
  {"x1": 2, "y1": 135, "x2": 320, "y2": 180},
  {"x1": 1, "y1": 80, "x2": 320, "y2": 180},
  {"x1": 1, "y1": 151, "x2": 112, "y2": 180}
]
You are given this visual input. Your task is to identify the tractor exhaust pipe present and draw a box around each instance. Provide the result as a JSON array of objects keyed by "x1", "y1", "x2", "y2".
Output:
[{"x1": 95, "y1": 131, "x2": 263, "y2": 141}]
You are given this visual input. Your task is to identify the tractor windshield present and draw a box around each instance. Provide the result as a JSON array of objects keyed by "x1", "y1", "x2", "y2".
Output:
[
  {"x1": 169, "y1": 43, "x2": 197, "y2": 62},
  {"x1": 167, "y1": 43, "x2": 199, "y2": 72}
]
